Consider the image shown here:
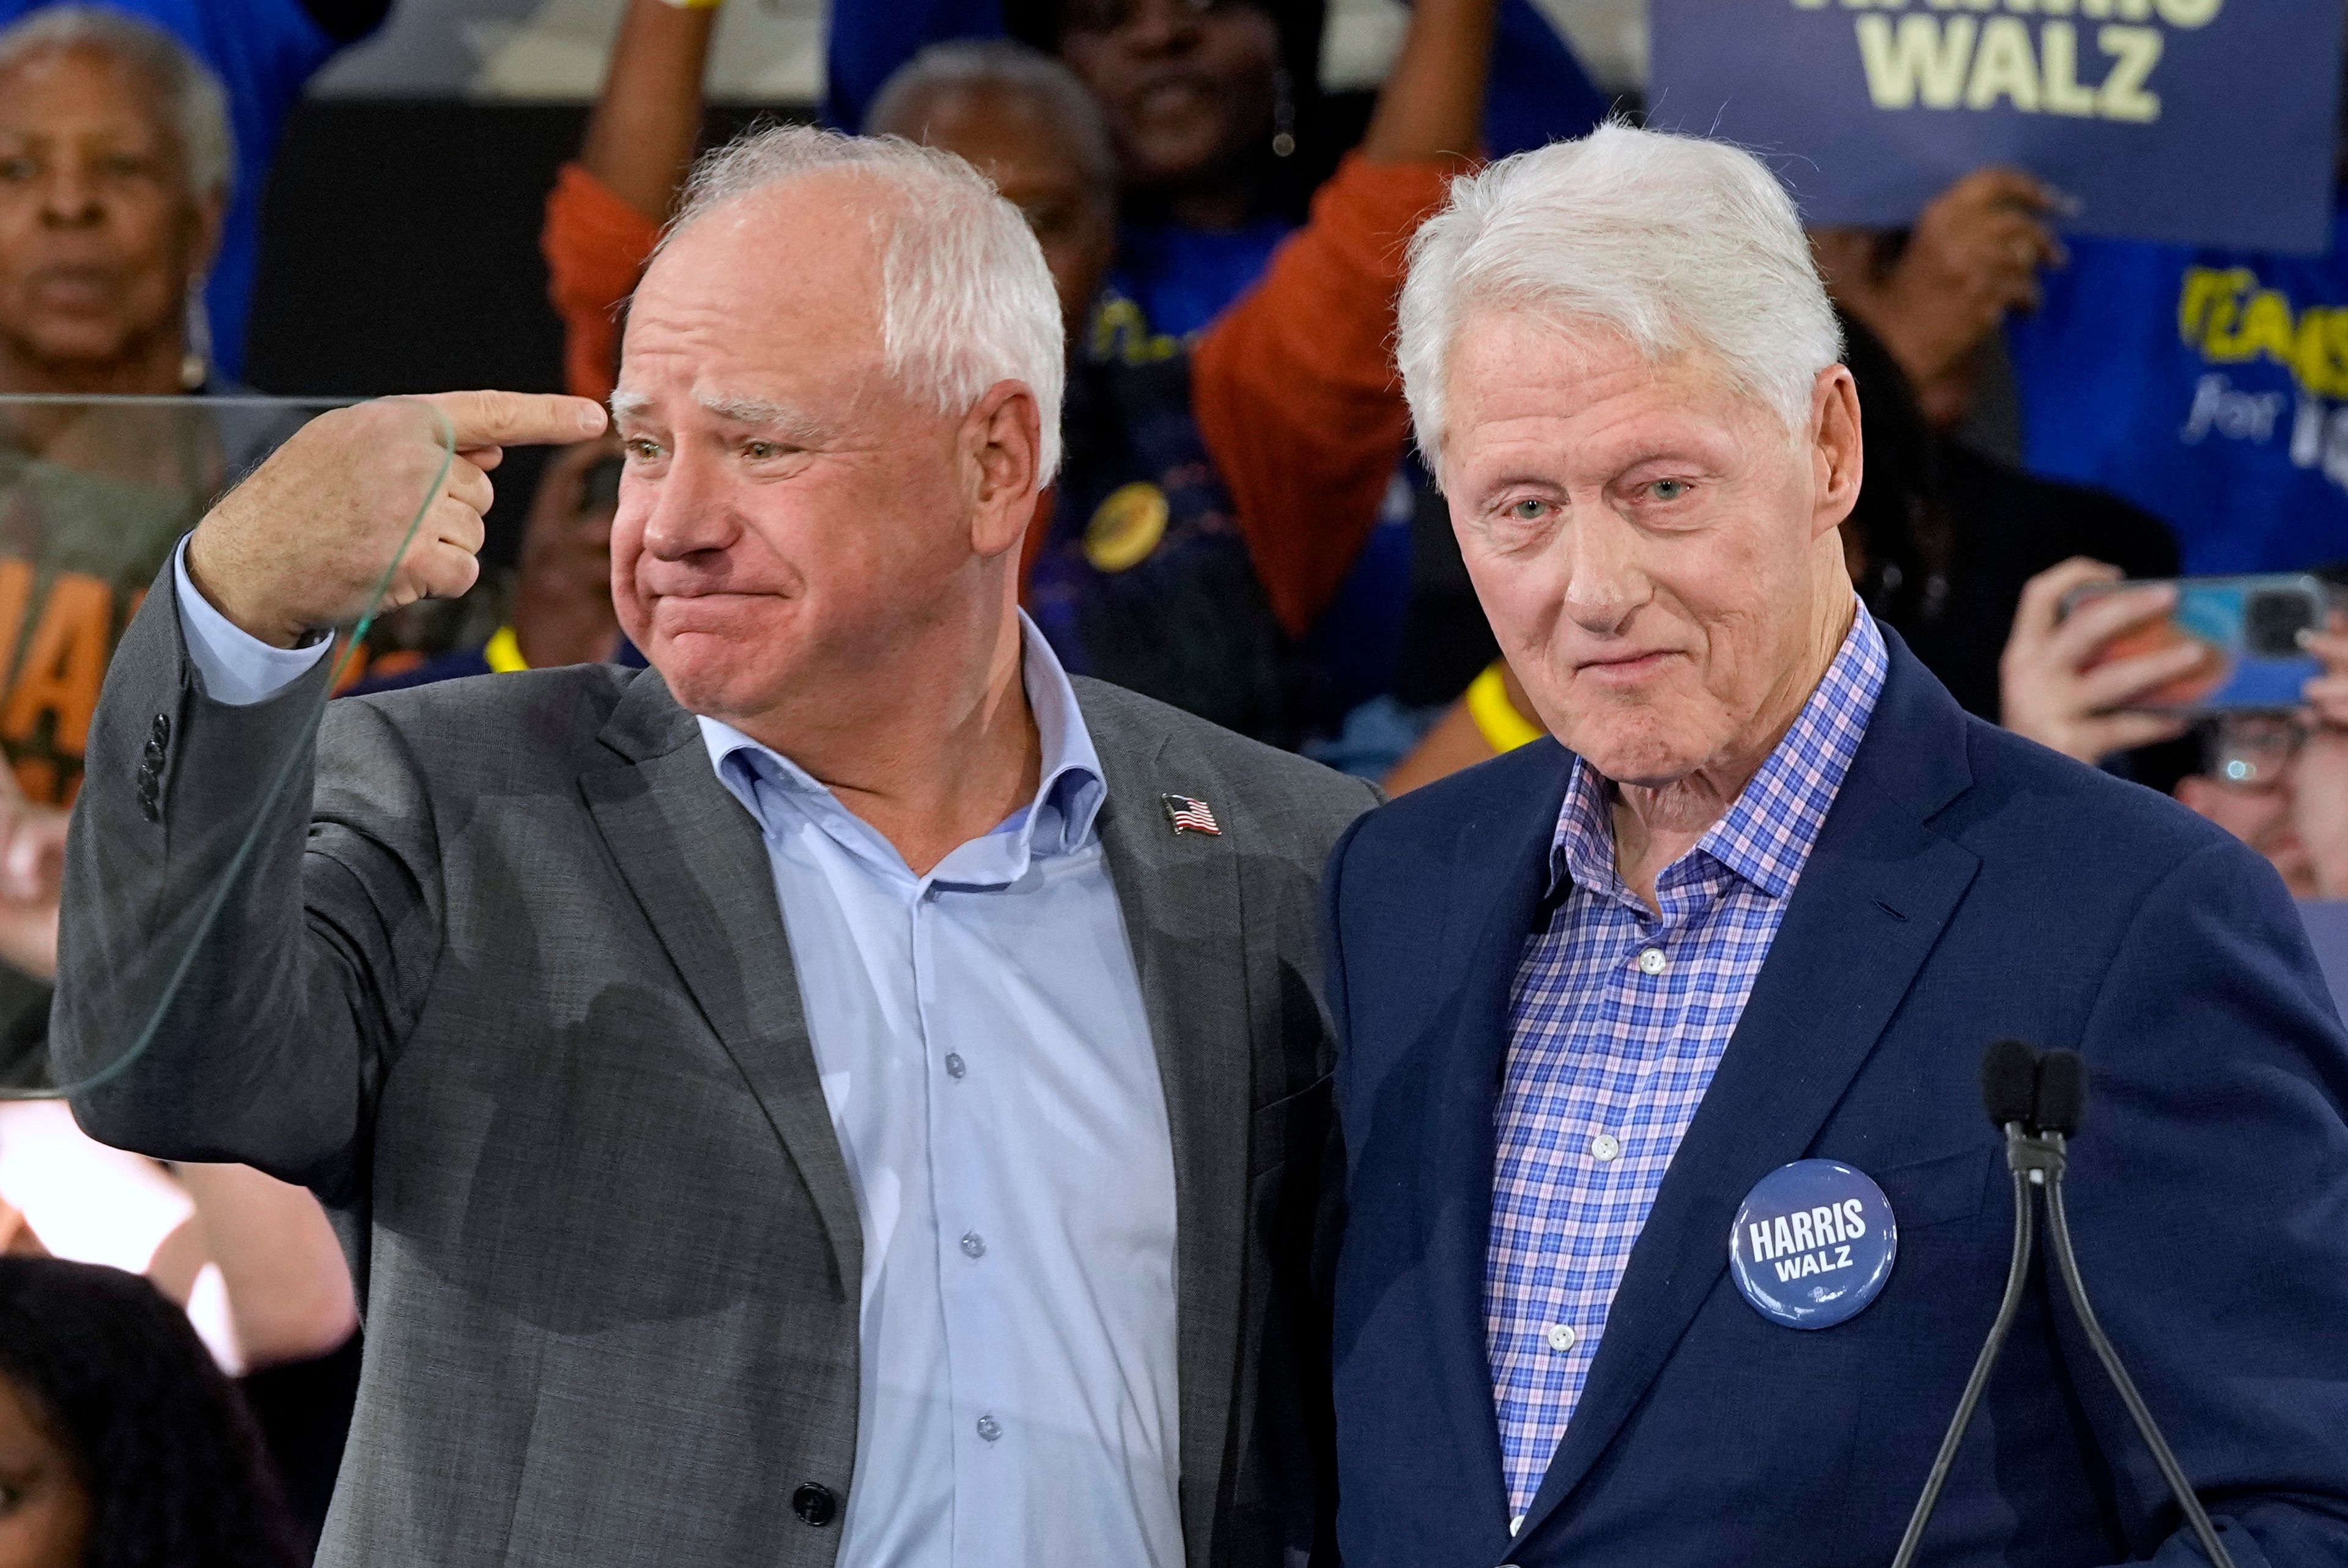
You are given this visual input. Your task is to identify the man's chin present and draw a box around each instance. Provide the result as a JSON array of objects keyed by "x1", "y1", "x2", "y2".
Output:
[{"x1": 1559, "y1": 726, "x2": 1707, "y2": 792}]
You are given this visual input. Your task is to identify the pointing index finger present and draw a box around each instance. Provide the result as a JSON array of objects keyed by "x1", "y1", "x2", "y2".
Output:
[{"x1": 409, "y1": 390, "x2": 608, "y2": 451}]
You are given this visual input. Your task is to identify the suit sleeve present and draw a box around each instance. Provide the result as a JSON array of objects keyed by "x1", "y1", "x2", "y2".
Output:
[
  {"x1": 52, "y1": 567, "x2": 446, "y2": 1205},
  {"x1": 2067, "y1": 837, "x2": 2348, "y2": 1566}
]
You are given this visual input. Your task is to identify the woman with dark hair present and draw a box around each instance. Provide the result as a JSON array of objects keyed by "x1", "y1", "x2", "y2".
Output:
[{"x1": 0, "y1": 1257, "x2": 304, "y2": 1568}]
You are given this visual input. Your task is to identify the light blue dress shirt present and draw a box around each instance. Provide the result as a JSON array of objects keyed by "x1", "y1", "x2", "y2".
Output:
[{"x1": 172, "y1": 543, "x2": 1187, "y2": 1568}]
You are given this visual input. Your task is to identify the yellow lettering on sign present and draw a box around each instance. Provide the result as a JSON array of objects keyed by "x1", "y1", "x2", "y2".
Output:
[
  {"x1": 0, "y1": 561, "x2": 31, "y2": 675},
  {"x1": 2154, "y1": 0, "x2": 2221, "y2": 25},
  {"x1": 1856, "y1": 15, "x2": 1977, "y2": 107},
  {"x1": 2037, "y1": 21, "x2": 2100, "y2": 114},
  {"x1": 2292, "y1": 307, "x2": 2346, "y2": 400},
  {"x1": 2179, "y1": 267, "x2": 2248, "y2": 345},
  {"x1": 1966, "y1": 15, "x2": 2042, "y2": 109},
  {"x1": 2095, "y1": 23, "x2": 2163, "y2": 120},
  {"x1": 2, "y1": 573, "x2": 111, "y2": 757}
]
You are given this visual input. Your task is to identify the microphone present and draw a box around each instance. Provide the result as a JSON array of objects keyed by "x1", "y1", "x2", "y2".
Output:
[{"x1": 1889, "y1": 1042, "x2": 2237, "y2": 1568}]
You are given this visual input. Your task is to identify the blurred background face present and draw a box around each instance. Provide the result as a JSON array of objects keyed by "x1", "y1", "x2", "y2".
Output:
[
  {"x1": 0, "y1": 1372, "x2": 85, "y2": 1568},
  {"x1": 0, "y1": 43, "x2": 216, "y2": 381},
  {"x1": 1440, "y1": 314, "x2": 1853, "y2": 789},
  {"x1": 2176, "y1": 715, "x2": 2319, "y2": 896},
  {"x1": 610, "y1": 175, "x2": 992, "y2": 725},
  {"x1": 1059, "y1": 0, "x2": 1279, "y2": 197},
  {"x1": 868, "y1": 81, "x2": 1118, "y2": 339}
]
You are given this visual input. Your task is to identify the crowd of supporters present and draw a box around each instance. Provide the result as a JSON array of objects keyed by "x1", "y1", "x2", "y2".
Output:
[{"x1": 2, "y1": 0, "x2": 2347, "y2": 1560}]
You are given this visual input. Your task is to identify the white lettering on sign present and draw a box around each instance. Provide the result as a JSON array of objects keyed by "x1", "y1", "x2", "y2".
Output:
[
  {"x1": 1854, "y1": 14, "x2": 2166, "y2": 119},
  {"x1": 1797, "y1": 0, "x2": 2221, "y2": 23}
]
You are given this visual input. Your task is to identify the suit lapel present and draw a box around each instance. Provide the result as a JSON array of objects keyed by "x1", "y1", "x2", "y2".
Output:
[
  {"x1": 578, "y1": 672, "x2": 862, "y2": 1298},
  {"x1": 1085, "y1": 700, "x2": 1251, "y2": 1567},
  {"x1": 1423, "y1": 740, "x2": 1576, "y2": 1541},
  {"x1": 1514, "y1": 639, "x2": 1981, "y2": 1539}
]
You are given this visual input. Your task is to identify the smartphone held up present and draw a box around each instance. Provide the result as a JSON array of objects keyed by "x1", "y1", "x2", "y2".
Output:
[{"x1": 2065, "y1": 574, "x2": 2331, "y2": 715}]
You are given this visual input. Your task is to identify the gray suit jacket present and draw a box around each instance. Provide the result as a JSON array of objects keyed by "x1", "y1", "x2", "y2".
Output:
[{"x1": 54, "y1": 576, "x2": 1376, "y2": 1568}]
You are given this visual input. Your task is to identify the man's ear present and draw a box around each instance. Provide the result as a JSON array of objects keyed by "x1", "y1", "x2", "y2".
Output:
[
  {"x1": 1809, "y1": 363, "x2": 1863, "y2": 540},
  {"x1": 963, "y1": 379, "x2": 1046, "y2": 559}
]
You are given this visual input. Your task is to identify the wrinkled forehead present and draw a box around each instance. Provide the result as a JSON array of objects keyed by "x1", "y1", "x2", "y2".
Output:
[
  {"x1": 0, "y1": 42, "x2": 174, "y2": 143},
  {"x1": 640, "y1": 172, "x2": 898, "y2": 325},
  {"x1": 1438, "y1": 309, "x2": 1769, "y2": 460},
  {"x1": 624, "y1": 178, "x2": 895, "y2": 389}
]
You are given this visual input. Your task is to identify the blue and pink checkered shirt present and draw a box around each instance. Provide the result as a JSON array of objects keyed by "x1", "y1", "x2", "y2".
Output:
[{"x1": 1486, "y1": 603, "x2": 1888, "y2": 1518}]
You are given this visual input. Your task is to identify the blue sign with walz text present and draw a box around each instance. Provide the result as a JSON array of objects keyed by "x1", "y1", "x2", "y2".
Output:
[{"x1": 1649, "y1": 0, "x2": 2346, "y2": 254}]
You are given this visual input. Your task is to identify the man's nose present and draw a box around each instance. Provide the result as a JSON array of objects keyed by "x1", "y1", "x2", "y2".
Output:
[
  {"x1": 637, "y1": 449, "x2": 741, "y2": 561},
  {"x1": 1558, "y1": 512, "x2": 1650, "y2": 636},
  {"x1": 37, "y1": 164, "x2": 102, "y2": 227}
]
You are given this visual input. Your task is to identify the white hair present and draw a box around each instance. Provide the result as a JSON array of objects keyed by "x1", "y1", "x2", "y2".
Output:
[
  {"x1": 0, "y1": 6, "x2": 234, "y2": 201},
  {"x1": 663, "y1": 123, "x2": 1068, "y2": 480},
  {"x1": 1397, "y1": 120, "x2": 1842, "y2": 479}
]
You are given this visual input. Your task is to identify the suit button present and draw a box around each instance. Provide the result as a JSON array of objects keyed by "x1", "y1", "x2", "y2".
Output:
[
  {"x1": 790, "y1": 1482, "x2": 836, "y2": 1528},
  {"x1": 149, "y1": 713, "x2": 170, "y2": 745}
]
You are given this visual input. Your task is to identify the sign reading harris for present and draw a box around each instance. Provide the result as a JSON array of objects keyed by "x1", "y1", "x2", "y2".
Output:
[{"x1": 1649, "y1": 0, "x2": 2346, "y2": 254}]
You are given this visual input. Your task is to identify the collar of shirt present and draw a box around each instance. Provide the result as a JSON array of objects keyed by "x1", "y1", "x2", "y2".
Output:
[
  {"x1": 1549, "y1": 601, "x2": 1889, "y2": 915},
  {"x1": 695, "y1": 611, "x2": 1108, "y2": 890}
]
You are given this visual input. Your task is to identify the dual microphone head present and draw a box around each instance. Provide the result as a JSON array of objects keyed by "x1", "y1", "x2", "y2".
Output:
[{"x1": 1981, "y1": 1037, "x2": 2086, "y2": 1139}]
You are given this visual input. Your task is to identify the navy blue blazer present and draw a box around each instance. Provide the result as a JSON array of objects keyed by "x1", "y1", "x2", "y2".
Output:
[{"x1": 1325, "y1": 632, "x2": 2348, "y2": 1567}]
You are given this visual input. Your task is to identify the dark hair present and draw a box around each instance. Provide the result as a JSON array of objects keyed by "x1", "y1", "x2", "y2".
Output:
[
  {"x1": 0, "y1": 1258, "x2": 305, "y2": 1568},
  {"x1": 1836, "y1": 306, "x2": 1954, "y2": 631}
]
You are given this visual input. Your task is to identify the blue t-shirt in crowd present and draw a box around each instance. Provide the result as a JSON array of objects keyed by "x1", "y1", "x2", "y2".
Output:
[
  {"x1": 2008, "y1": 204, "x2": 2348, "y2": 574},
  {"x1": 0, "y1": 0, "x2": 369, "y2": 381}
]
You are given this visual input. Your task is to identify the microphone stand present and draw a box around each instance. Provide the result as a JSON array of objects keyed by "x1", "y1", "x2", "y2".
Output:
[
  {"x1": 2042, "y1": 1162, "x2": 2235, "y2": 1568},
  {"x1": 1889, "y1": 1050, "x2": 2239, "y2": 1568},
  {"x1": 1886, "y1": 1136, "x2": 2038, "y2": 1568}
]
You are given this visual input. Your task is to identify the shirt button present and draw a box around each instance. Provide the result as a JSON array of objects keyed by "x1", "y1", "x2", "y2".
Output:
[
  {"x1": 976, "y1": 1414, "x2": 1002, "y2": 1443},
  {"x1": 961, "y1": 1231, "x2": 986, "y2": 1259},
  {"x1": 1637, "y1": 946, "x2": 1667, "y2": 976},
  {"x1": 944, "y1": 1053, "x2": 967, "y2": 1080},
  {"x1": 1591, "y1": 1133, "x2": 1622, "y2": 1163},
  {"x1": 1545, "y1": 1322, "x2": 1577, "y2": 1352}
]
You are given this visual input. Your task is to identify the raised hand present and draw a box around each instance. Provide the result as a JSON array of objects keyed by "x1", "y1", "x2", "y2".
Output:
[{"x1": 185, "y1": 391, "x2": 608, "y2": 648}]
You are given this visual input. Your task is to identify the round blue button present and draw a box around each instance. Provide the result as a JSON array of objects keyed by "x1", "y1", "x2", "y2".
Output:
[{"x1": 1728, "y1": 1159, "x2": 1897, "y2": 1330}]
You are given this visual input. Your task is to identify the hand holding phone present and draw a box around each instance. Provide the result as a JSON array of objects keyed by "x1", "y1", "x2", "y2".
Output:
[
  {"x1": 2065, "y1": 572, "x2": 2325, "y2": 714},
  {"x1": 2000, "y1": 558, "x2": 2200, "y2": 764}
]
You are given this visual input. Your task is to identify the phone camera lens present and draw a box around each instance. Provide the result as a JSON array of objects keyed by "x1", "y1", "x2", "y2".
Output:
[{"x1": 2244, "y1": 591, "x2": 2316, "y2": 659}]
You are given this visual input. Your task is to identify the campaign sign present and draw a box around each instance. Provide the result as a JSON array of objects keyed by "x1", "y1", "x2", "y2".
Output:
[
  {"x1": 1649, "y1": 0, "x2": 2346, "y2": 254},
  {"x1": 1729, "y1": 1159, "x2": 1897, "y2": 1329}
]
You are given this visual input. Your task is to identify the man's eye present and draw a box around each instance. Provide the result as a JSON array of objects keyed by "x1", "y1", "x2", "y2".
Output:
[
  {"x1": 1648, "y1": 479, "x2": 1693, "y2": 501},
  {"x1": 744, "y1": 440, "x2": 781, "y2": 460},
  {"x1": 622, "y1": 438, "x2": 662, "y2": 460},
  {"x1": 0, "y1": 155, "x2": 34, "y2": 182},
  {"x1": 1505, "y1": 499, "x2": 1547, "y2": 521}
]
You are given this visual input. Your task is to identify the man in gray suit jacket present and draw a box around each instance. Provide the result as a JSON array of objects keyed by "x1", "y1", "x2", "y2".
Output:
[{"x1": 51, "y1": 125, "x2": 1373, "y2": 1568}]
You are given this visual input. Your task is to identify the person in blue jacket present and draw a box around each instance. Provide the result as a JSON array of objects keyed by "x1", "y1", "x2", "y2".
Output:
[{"x1": 1326, "y1": 121, "x2": 2348, "y2": 1567}]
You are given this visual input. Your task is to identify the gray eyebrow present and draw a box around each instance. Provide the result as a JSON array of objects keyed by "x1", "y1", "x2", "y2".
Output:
[{"x1": 607, "y1": 388, "x2": 835, "y2": 446}]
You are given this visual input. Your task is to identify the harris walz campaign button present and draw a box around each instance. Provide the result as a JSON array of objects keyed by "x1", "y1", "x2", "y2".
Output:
[{"x1": 1729, "y1": 1159, "x2": 1897, "y2": 1330}]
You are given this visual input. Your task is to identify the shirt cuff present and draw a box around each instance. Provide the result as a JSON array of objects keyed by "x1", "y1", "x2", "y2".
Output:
[{"x1": 172, "y1": 536, "x2": 331, "y2": 706}]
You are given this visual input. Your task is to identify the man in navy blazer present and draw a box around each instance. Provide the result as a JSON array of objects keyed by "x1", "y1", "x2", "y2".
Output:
[{"x1": 1327, "y1": 123, "x2": 2348, "y2": 1567}]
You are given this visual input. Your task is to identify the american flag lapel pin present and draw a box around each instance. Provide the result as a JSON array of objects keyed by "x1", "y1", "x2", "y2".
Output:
[{"x1": 1161, "y1": 793, "x2": 1221, "y2": 836}]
